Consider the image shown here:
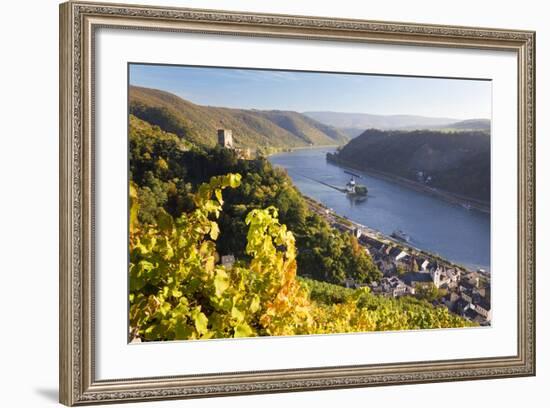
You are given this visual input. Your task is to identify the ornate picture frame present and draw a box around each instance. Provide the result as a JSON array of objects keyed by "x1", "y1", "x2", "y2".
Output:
[{"x1": 59, "y1": 1, "x2": 535, "y2": 405}]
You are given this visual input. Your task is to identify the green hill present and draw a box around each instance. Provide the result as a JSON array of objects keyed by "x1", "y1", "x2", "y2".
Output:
[
  {"x1": 129, "y1": 86, "x2": 348, "y2": 150},
  {"x1": 327, "y1": 128, "x2": 490, "y2": 202},
  {"x1": 129, "y1": 113, "x2": 381, "y2": 287}
]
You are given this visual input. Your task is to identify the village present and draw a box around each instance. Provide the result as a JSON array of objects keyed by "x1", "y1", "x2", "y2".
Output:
[
  {"x1": 216, "y1": 128, "x2": 491, "y2": 326},
  {"x1": 304, "y1": 196, "x2": 492, "y2": 326}
]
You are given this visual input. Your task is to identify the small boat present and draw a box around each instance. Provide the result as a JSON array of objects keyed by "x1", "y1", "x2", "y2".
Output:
[
  {"x1": 461, "y1": 203, "x2": 473, "y2": 210},
  {"x1": 391, "y1": 229, "x2": 410, "y2": 242}
]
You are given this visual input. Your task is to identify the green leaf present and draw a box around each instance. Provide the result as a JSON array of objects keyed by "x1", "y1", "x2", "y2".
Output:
[
  {"x1": 138, "y1": 260, "x2": 155, "y2": 274},
  {"x1": 214, "y1": 189, "x2": 223, "y2": 205},
  {"x1": 174, "y1": 321, "x2": 193, "y2": 340},
  {"x1": 234, "y1": 322, "x2": 253, "y2": 338},
  {"x1": 231, "y1": 305, "x2": 245, "y2": 322},
  {"x1": 214, "y1": 270, "x2": 230, "y2": 297},
  {"x1": 191, "y1": 308, "x2": 209, "y2": 335},
  {"x1": 157, "y1": 209, "x2": 174, "y2": 233},
  {"x1": 129, "y1": 275, "x2": 145, "y2": 291},
  {"x1": 228, "y1": 173, "x2": 241, "y2": 188},
  {"x1": 249, "y1": 294, "x2": 260, "y2": 313},
  {"x1": 159, "y1": 301, "x2": 171, "y2": 317},
  {"x1": 209, "y1": 221, "x2": 220, "y2": 240}
]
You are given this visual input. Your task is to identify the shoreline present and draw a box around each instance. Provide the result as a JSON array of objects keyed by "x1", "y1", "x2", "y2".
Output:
[
  {"x1": 302, "y1": 194, "x2": 491, "y2": 277},
  {"x1": 267, "y1": 147, "x2": 490, "y2": 273},
  {"x1": 266, "y1": 144, "x2": 340, "y2": 157},
  {"x1": 326, "y1": 155, "x2": 490, "y2": 214}
]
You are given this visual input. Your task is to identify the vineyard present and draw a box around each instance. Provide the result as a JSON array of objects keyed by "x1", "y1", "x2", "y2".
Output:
[{"x1": 129, "y1": 174, "x2": 474, "y2": 341}]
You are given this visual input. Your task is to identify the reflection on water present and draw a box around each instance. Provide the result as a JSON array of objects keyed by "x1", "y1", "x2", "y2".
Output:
[{"x1": 269, "y1": 147, "x2": 491, "y2": 271}]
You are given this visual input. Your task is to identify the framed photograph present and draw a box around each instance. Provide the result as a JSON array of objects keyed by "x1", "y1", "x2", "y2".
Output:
[{"x1": 59, "y1": 1, "x2": 536, "y2": 405}]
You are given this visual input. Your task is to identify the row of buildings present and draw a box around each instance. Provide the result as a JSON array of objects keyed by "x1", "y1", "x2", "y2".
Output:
[
  {"x1": 216, "y1": 131, "x2": 492, "y2": 326},
  {"x1": 334, "y1": 220, "x2": 492, "y2": 326}
]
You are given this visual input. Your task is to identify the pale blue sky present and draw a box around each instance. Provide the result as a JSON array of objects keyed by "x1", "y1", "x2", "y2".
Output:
[{"x1": 129, "y1": 64, "x2": 491, "y2": 120}]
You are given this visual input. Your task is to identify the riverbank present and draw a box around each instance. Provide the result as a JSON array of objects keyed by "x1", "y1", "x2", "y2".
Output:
[
  {"x1": 302, "y1": 193, "x2": 492, "y2": 326},
  {"x1": 302, "y1": 194, "x2": 489, "y2": 277},
  {"x1": 266, "y1": 143, "x2": 340, "y2": 157},
  {"x1": 269, "y1": 147, "x2": 491, "y2": 271},
  {"x1": 326, "y1": 155, "x2": 490, "y2": 214},
  {"x1": 299, "y1": 188, "x2": 492, "y2": 325}
]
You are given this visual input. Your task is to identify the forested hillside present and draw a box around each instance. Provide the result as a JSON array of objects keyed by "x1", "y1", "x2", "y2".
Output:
[
  {"x1": 327, "y1": 128, "x2": 490, "y2": 202},
  {"x1": 128, "y1": 114, "x2": 473, "y2": 341},
  {"x1": 128, "y1": 94, "x2": 475, "y2": 341},
  {"x1": 129, "y1": 114, "x2": 379, "y2": 286},
  {"x1": 130, "y1": 86, "x2": 348, "y2": 151}
]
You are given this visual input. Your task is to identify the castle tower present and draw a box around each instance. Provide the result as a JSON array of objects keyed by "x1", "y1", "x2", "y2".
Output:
[{"x1": 217, "y1": 129, "x2": 233, "y2": 148}]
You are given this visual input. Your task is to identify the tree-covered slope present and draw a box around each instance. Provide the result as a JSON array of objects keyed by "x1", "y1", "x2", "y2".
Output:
[
  {"x1": 129, "y1": 86, "x2": 348, "y2": 150},
  {"x1": 129, "y1": 174, "x2": 473, "y2": 342},
  {"x1": 328, "y1": 128, "x2": 490, "y2": 202},
  {"x1": 129, "y1": 114, "x2": 380, "y2": 286},
  {"x1": 128, "y1": 109, "x2": 475, "y2": 342}
]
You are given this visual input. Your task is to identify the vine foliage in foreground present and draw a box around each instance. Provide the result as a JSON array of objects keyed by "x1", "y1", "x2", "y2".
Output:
[{"x1": 129, "y1": 173, "x2": 473, "y2": 341}]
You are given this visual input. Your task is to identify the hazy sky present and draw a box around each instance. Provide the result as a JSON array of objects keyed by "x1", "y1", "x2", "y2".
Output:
[{"x1": 129, "y1": 64, "x2": 492, "y2": 120}]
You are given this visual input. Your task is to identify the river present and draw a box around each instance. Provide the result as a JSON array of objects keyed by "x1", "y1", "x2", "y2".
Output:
[{"x1": 269, "y1": 147, "x2": 491, "y2": 272}]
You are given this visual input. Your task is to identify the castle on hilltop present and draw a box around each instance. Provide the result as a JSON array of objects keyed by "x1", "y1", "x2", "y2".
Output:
[
  {"x1": 217, "y1": 129, "x2": 234, "y2": 149},
  {"x1": 217, "y1": 128, "x2": 251, "y2": 159}
]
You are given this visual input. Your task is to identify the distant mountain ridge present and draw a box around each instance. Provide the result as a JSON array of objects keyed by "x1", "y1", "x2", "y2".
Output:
[
  {"x1": 129, "y1": 86, "x2": 348, "y2": 150},
  {"x1": 438, "y1": 119, "x2": 491, "y2": 131},
  {"x1": 304, "y1": 111, "x2": 458, "y2": 129},
  {"x1": 303, "y1": 111, "x2": 490, "y2": 136}
]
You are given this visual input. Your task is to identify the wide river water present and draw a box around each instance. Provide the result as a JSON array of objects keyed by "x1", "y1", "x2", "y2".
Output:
[{"x1": 269, "y1": 147, "x2": 491, "y2": 272}]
